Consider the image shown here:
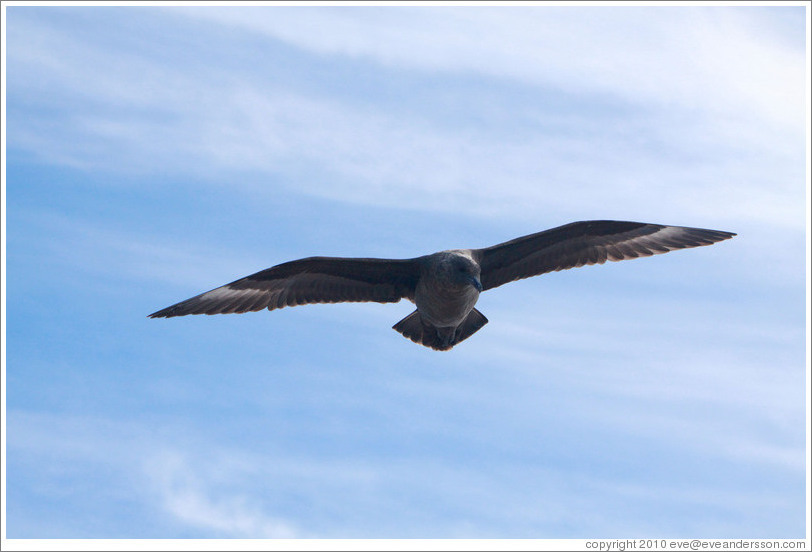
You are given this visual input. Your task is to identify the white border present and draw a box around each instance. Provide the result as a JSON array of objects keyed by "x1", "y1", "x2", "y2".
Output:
[{"x1": 1, "y1": 1, "x2": 809, "y2": 550}]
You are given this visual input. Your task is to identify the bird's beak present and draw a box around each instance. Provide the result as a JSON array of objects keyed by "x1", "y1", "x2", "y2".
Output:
[{"x1": 470, "y1": 276, "x2": 483, "y2": 292}]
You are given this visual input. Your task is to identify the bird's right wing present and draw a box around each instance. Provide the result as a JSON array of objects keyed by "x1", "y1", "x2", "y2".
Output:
[
  {"x1": 149, "y1": 256, "x2": 422, "y2": 318},
  {"x1": 474, "y1": 220, "x2": 736, "y2": 291}
]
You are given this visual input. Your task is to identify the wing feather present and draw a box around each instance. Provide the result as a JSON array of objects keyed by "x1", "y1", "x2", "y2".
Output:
[
  {"x1": 149, "y1": 256, "x2": 421, "y2": 318},
  {"x1": 475, "y1": 220, "x2": 735, "y2": 291}
]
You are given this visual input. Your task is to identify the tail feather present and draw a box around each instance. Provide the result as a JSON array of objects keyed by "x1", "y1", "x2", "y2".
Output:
[
  {"x1": 455, "y1": 308, "x2": 489, "y2": 345},
  {"x1": 393, "y1": 309, "x2": 488, "y2": 351}
]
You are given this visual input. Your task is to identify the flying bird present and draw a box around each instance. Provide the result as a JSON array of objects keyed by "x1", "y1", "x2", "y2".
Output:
[{"x1": 149, "y1": 220, "x2": 735, "y2": 350}]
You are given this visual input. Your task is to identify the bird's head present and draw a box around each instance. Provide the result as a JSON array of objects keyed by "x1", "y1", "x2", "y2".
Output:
[{"x1": 447, "y1": 254, "x2": 483, "y2": 292}]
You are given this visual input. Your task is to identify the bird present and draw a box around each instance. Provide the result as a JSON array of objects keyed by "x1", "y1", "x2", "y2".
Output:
[{"x1": 149, "y1": 220, "x2": 735, "y2": 351}]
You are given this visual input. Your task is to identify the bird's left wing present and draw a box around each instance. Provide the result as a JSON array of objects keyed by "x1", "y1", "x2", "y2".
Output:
[
  {"x1": 473, "y1": 220, "x2": 735, "y2": 291},
  {"x1": 149, "y1": 256, "x2": 422, "y2": 318}
]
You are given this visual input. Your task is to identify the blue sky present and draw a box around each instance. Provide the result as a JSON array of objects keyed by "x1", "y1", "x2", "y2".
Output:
[{"x1": 2, "y1": 4, "x2": 808, "y2": 541}]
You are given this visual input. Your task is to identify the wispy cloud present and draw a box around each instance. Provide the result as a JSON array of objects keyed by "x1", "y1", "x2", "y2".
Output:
[
  {"x1": 7, "y1": 411, "x2": 302, "y2": 538},
  {"x1": 145, "y1": 451, "x2": 301, "y2": 539},
  {"x1": 6, "y1": 8, "x2": 806, "y2": 228},
  {"x1": 182, "y1": 7, "x2": 805, "y2": 130},
  {"x1": 8, "y1": 405, "x2": 804, "y2": 538}
]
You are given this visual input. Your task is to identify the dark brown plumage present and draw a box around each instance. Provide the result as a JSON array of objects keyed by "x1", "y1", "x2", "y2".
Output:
[{"x1": 149, "y1": 220, "x2": 735, "y2": 350}]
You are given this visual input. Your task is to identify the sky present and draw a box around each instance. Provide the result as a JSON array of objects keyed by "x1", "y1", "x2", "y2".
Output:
[{"x1": 2, "y1": 3, "x2": 809, "y2": 542}]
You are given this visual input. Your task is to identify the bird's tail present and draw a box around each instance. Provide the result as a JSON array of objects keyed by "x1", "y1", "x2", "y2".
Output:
[{"x1": 393, "y1": 309, "x2": 488, "y2": 351}]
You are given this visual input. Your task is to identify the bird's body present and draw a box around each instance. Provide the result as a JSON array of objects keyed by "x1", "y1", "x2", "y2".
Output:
[
  {"x1": 414, "y1": 251, "x2": 481, "y2": 327},
  {"x1": 150, "y1": 220, "x2": 735, "y2": 350},
  {"x1": 408, "y1": 250, "x2": 485, "y2": 349}
]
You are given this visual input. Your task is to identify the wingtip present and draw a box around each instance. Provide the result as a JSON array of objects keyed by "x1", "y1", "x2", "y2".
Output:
[{"x1": 148, "y1": 308, "x2": 173, "y2": 319}]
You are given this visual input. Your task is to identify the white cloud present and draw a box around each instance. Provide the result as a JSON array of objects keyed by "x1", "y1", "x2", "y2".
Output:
[
  {"x1": 6, "y1": 8, "x2": 806, "y2": 229},
  {"x1": 144, "y1": 452, "x2": 300, "y2": 539},
  {"x1": 11, "y1": 413, "x2": 802, "y2": 538},
  {"x1": 182, "y1": 7, "x2": 805, "y2": 130},
  {"x1": 7, "y1": 411, "x2": 303, "y2": 538}
]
